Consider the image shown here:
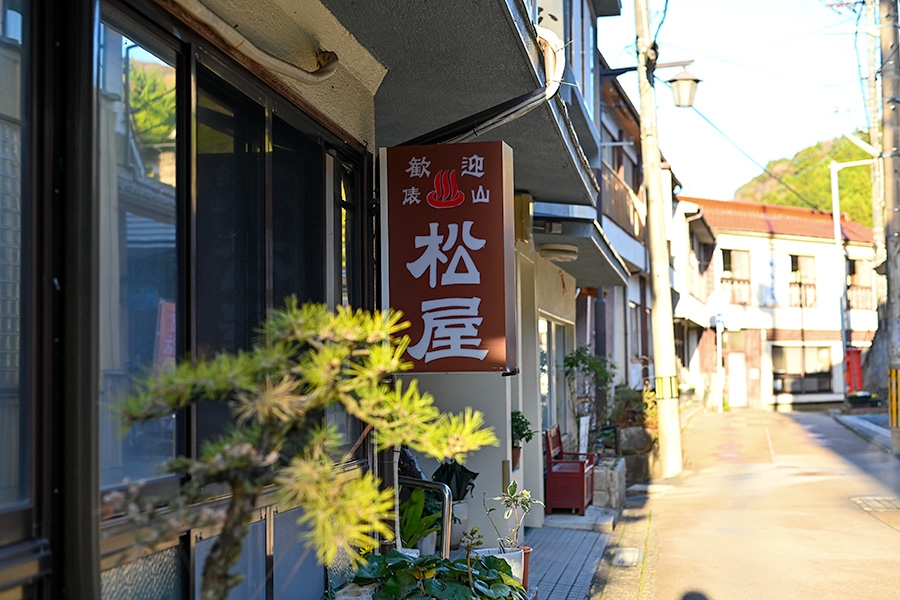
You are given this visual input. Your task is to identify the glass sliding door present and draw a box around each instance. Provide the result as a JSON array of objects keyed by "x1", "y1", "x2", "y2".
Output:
[
  {"x1": 0, "y1": 0, "x2": 27, "y2": 516},
  {"x1": 96, "y1": 20, "x2": 178, "y2": 490}
]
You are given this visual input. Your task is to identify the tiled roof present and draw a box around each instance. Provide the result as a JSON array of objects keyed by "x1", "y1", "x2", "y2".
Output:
[{"x1": 678, "y1": 196, "x2": 873, "y2": 244}]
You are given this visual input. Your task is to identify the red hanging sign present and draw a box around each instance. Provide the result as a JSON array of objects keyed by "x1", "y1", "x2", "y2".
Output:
[{"x1": 380, "y1": 141, "x2": 517, "y2": 373}]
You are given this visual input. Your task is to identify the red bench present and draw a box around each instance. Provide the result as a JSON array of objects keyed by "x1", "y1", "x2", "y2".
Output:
[{"x1": 543, "y1": 424, "x2": 595, "y2": 515}]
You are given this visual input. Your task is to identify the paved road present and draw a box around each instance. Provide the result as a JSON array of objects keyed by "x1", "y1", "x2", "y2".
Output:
[{"x1": 645, "y1": 409, "x2": 900, "y2": 600}]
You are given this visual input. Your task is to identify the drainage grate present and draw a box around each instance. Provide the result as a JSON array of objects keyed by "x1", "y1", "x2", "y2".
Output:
[{"x1": 852, "y1": 496, "x2": 900, "y2": 512}]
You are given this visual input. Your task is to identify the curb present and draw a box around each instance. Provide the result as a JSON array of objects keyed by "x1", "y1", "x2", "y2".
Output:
[{"x1": 833, "y1": 414, "x2": 891, "y2": 453}]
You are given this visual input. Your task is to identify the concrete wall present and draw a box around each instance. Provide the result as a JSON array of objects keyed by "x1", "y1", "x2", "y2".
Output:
[{"x1": 202, "y1": 0, "x2": 385, "y2": 146}]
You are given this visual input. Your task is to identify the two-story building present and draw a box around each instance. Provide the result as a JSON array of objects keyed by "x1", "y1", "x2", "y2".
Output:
[
  {"x1": 1, "y1": 0, "x2": 641, "y2": 598},
  {"x1": 683, "y1": 197, "x2": 878, "y2": 410}
]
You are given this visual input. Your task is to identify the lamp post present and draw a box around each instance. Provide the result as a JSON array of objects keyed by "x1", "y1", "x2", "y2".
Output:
[
  {"x1": 599, "y1": 1, "x2": 699, "y2": 478},
  {"x1": 634, "y1": 0, "x2": 696, "y2": 479},
  {"x1": 880, "y1": 0, "x2": 900, "y2": 454}
]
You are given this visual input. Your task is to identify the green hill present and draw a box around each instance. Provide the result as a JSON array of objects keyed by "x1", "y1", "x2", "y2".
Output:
[{"x1": 733, "y1": 135, "x2": 875, "y2": 227}]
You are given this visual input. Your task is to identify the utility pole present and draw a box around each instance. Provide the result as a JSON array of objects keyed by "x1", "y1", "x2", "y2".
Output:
[
  {"x1": 869, "y1": 0, "x2": 886, "y2": 267},
  {"x1": 634, "y1": 0, "x2": 682, "y2": 477},
  {"x1": 880, "y1": 0, "x2": 900, "y2": 453}
]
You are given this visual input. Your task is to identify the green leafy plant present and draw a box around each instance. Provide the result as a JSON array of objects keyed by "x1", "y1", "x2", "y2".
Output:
[
  {"x1": 611, "y1": 384, "x2": 658, "y2": 435},
  {"x1": 510, "y1": 411, "x2": 535, "y2": 445},
  {"x1": 105, "y1": 299, "x2": 498, "y2": 600},
  {"x1": 351, "y1": 548, "x2": 526, "y2": 600},
  {"x1": 399, "y1": 489, "x2": 442, "y2": 549},
  {"x1": 564, "y1": 346, "x2": 616, "y2": 449},
  {"x1": 483, "y1": 481, "x2": 544, "y2": 550}
]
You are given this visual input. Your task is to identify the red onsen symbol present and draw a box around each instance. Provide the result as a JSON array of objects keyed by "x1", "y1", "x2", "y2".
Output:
[{"x1": 426, "y1": 170, "x2": 465, "y2": 208}]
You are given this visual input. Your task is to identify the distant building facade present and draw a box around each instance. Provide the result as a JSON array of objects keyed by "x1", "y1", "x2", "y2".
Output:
[{"x1": 684, "y1": 197, "x2": 877, "y2": 410}]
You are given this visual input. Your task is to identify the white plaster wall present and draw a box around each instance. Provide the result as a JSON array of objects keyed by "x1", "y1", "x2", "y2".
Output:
[
  {"x1": 613, "y1": 287, "x2": 627, "y2": 387},
  {"x1": 713, "y1": 230, "x2": 876, "y2": 408},
  {"x1": 515, "y1": 243, "x2": 545, "y2": 528},
  {"x1": 534, "y1": 257, "x2": 577, "y2": 323},
  {"x1": 404, "y1": 372, "x2": 518, "y2": 544},
  {"x1": 713, "y1": 232, "x2": 875, "y2": 335}
]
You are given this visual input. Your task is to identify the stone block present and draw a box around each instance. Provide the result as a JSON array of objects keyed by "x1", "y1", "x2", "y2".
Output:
[{"x1": 592, "y1": 457, "x2": 626, "y2": 514}]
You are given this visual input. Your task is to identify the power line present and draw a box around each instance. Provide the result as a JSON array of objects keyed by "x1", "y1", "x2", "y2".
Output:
[
  {"x1": 683, "y1": 100, "x2": 822, "y2": 210},
  {"x1": 653, "y1": 0, "x2": 670, "y2": 43},
  {"x1": 853, "y1": 4, "x2": 868, "y2": 131}
]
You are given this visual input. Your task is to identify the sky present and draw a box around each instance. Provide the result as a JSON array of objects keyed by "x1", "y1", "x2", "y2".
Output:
[{"x1": 596, "y1": 0, "x2": 872, "y2": 200}]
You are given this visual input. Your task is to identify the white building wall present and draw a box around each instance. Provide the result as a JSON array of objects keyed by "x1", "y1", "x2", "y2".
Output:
[{"x1": 712, "y1": 229, "x2": 877, "y2": 409}]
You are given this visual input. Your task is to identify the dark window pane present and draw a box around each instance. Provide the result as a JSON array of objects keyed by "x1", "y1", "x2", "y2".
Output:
[
  {"x1": 195, "y1": 67, "x2": 264, "y2": 443},
  {"x1": 97, "y1": 23, "x2": 177, "y2": 489},
  {"x1": 0, "y1": 0, "x2": 26, "y2": 510},
  {"x1": 274, "y1": 508, "x2": 326, "y2": 599},
  {"x1": 272, "y1": 116, "x2": 324, "y2": 307},
  {"x1": 195, "y1": 519, "x2": 266, "y2": 599}
]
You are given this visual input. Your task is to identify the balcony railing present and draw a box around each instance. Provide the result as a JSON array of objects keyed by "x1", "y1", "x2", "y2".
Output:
[
  {"x1": 721, "y1": 277, "x2": 751, "y2": 306},
  {"x1": 789, "y1": 282, "x2": 816, "y2": 308},
  {"x1": 847, "y1": 285, "x2": 874, "y2": 310},
  {"x1": 599, "y1": 162, "x2": 645, "y2": 241}
]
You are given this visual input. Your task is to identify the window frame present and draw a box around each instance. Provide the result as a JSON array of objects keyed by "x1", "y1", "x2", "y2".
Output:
[
  {"x1": 772, "y1": 345, "x2": 833, "y2": 395},
  {"x1": 539, "y1": 315, "x2": 573, "y2": 435},
  {"x1": 96, "y1": 0, "x2": 375, "y2": 576}
]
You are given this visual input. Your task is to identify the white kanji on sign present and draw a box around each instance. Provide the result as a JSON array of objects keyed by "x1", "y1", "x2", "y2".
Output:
[
  {"x1": 402, "y1": 186, "x2": 421, "y2": 205},
  {"x1": 407, "y1": 297, "x2": 488, "y2": 362},
  {"x1": 406, "y1": 157, "x2": 431, "y2": 178},
  {"x1": 460, "y1": 154, "x2": 485, "y2": 178},
  {"x1": 406, "y1": 221, "x2": 485, "y2": 288}
]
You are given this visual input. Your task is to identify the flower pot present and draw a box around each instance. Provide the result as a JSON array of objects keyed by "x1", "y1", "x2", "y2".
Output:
[
  {"x1": 511, "y1": 445, "x2": 522, "y2": 471},
  {"x1": 416, "y1": 531, "x2": 437, "y2": 556},
  {"x1": 473, "y1": 546, "x2": 525, "y2": 583},
  {"x1": 518, "y1": 545, "x2": 532, "y2": 588},
  {"x1": 449, "y1": 500, "x2": 468, "y2": 549}
]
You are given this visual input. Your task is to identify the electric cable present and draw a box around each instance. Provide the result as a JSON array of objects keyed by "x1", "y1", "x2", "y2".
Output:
[
  {"x1": 852, "y1": 4, "x2": 868, "y2": 131},
  {"x1": 653, "y1": 0, "x2": 670, "y2": 43},
  {"x1": 681, "y1": 98, "x2": 822, "y2": 211}
]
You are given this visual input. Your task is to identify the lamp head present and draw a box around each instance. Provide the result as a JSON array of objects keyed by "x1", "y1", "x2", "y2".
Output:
[{"x1": 667, "y1": 69, "x2": 701, "y2": 108}]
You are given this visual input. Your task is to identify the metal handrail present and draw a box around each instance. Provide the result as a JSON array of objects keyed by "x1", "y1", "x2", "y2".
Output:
[{"x1": 397, "y1": 476, "x2": 453, "y2": 558}]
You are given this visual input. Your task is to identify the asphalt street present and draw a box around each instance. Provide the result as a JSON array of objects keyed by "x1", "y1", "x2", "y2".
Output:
[{"x1": 637, "y1": 410, "x2": 900, "y2": 600}]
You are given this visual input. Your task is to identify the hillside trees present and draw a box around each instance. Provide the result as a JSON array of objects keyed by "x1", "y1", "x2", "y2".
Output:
[{"x1": 734, "y1": 135, "x2": 874, "y2": 227}]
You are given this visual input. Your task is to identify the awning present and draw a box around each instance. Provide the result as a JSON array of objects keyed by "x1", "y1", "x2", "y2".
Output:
[
  {"x1": 532, "y1": 219, "x2": 628, "y2": 287},
  {"x1": 321, "y1": 0, "x2": 598, "y2": 206}
]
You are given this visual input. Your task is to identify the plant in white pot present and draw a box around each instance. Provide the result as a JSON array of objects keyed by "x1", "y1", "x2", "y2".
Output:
[
  {"x1": 478, "y1": 481, "x2": 544, "y2": 587},
  {"x1": 510, "y1": 411, "x2": 536, "y2": 471}
]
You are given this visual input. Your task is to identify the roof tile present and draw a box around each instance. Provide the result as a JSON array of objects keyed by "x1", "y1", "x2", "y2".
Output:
[{"x1": 678, "y1": 196, "x2": 873, "y2": 244}]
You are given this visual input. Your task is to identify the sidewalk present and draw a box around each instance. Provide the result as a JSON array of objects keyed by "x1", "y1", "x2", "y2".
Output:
[{"x1": 522, "y1": 506, "x2": 616, "y2": 600}]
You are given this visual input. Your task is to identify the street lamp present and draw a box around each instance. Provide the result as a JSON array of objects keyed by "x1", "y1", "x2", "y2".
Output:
[
  {"x1": 633, "y1": 0, "x2": 699, "y2": 479},
  {"x1": 598, "y1": 3, "x2": 701, "y2": 478},
  {"x1": 667, "y1": 69, "x2": 701, "y2": 108},
  {"x1": 599, "y1": 60, "x2": 701, "y2": 109}
]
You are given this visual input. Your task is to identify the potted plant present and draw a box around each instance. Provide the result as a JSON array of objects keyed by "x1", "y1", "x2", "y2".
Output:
[
  {"x1": 510, "y1": 410, "x2": 536, "y2": 471},
  {"x1": 399, "y1": 488, "x2": 442, "y2": 556},
  {"x1": 344, "y1": 543, "x2": 526, "y2": 600},
  {"x1": 478, "y1": 481, "x2": 544, "y2": 587},
  {"x1": 564, "y1": 346, "x2": 616, "y2": 452},
  {"x1": 432, "y1": 460, "x2": 479, "y2": 549}
]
